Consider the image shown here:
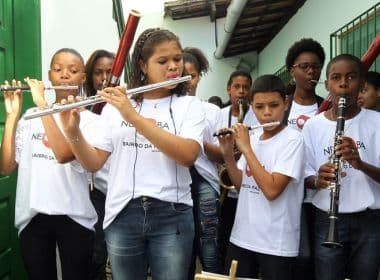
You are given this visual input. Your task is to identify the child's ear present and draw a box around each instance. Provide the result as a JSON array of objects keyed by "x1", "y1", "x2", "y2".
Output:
[
  {"x1": 48, "y1": 70, "x2": 52, "y2": 82},
  {"x1": 284, "y1": 95, "x2": 290, "y2": 111},
  {"x1": 81, "y1": 72, "x2": 86, "y2": 84},
  {"x1": 324, "y1": 79, "x2": 329, "y2": 91}
]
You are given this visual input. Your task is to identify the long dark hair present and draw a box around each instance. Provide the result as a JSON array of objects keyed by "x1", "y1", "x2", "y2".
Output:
[
  {"x1": 84, "y1": 49, "x2": 115, "y2": 97},
  {"x1": 129, "y1": 28, "x2": 187, "y2": 102}
]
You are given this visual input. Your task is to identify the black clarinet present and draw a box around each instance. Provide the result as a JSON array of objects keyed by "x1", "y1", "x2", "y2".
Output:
[{"x1": 322, "y1": 96, "x2": 346, "y2": 248}]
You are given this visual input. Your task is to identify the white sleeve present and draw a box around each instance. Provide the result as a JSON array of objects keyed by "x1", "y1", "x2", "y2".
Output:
[
  {"x1": 15, "y1": 118, "x2": 28, "y2": 163},
  {"x1": 302, "y1": 123, "x2": 317, "y2": 178},
  {"x1": 273, "y1": 136, "x2": 304, "y2": 182},
  {"x1": 178, "y1": 97, "x2": 205, "y2": 147},
  {"x1": 91, "y1": 105, "x2": 114, "y2": 153}
]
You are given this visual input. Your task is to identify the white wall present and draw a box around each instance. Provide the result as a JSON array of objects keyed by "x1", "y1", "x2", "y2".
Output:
[{"x1": 40, "y1": 0, "x2": 242, "y2": 103}]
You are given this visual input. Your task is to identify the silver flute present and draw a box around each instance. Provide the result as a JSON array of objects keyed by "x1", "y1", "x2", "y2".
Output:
[
  {"x1": 213, "y1": 121, "x2": 280, "y2": 137},
  {"x1": 0, "y1": 85, "x2": 79, "y2": 92},
  {"x1": 23, "y1": 76, "x2": 191, "y2": 120}
]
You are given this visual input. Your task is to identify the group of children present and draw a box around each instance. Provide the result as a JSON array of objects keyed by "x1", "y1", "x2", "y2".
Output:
[{"x1": 1, "y1": 26, "x2": 380, "y2": 280}]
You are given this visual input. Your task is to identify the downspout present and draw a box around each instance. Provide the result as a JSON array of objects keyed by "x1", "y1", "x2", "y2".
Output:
[{"x1": 214, "y1": 0, "x2": 249, "y2": 59}]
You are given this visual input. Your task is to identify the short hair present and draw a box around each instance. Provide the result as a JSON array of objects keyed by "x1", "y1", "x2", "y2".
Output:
[
  {"x1": 251, "y1": 74, "x2": 286, "y2": 99},
  {"x1": 285, "y1": 38, "x2": 325, "y2": 70},
  {"x1": 84, "y1": 49, "x2": 115, "y2": 96},
  {"x1": 208, "y1": 95, "x2": 223, "y2": 108},
  {"x1": 364, "y1": 71, "x2": 380, "y2": 90},
  {"x1": 50, "y1": 48, "x2": 84, "y2": 68},
  {"x1": 227, "y1": 70, "x2": 252, "y2": 87},
  {"x1": 326, "y1": 53, "x2": 364, "y2": 77},
  {"x1": 183, "y1": 47, "x2": 209, "y2": 76}
]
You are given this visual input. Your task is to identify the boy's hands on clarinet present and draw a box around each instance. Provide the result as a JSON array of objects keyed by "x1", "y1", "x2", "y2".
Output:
[
  {"x1": 335, "y1": 136, "x2": 362, "y2": 169},
  {"x1": 2, "y1": 80, "x2": 23, "y2": 118},
  {"x1": 315, "y1": 136, "x2": 362, "y2": 189}
]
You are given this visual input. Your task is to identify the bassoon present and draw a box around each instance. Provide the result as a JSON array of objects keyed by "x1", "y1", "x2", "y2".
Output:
[{"x1": 92, "y1": 10, "x2": 140, "y2": 114}]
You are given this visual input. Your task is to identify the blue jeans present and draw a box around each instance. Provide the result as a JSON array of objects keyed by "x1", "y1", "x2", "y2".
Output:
[
  {"x1": 104, "y1": 196, "x2": 194, "y2": 280},
  {"x1": 188, "y1": 167, "x2": 220, "y2": 278},
  {"x1": 314, "y1": 207, "x2": 380, "y2": 280}
]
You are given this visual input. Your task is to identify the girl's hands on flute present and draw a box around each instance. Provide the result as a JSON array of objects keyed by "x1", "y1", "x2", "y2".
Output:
[
  {"x1": 99, "y1": 86, "x2": 140, "y2": 123},
  {"x1": 2, "y1": 80, "x2": 23, "y2": 118},
  {"x1": 59, "y1": 95, "x2": 82, "y2": 138},
  {"x1": 25, "y1": 77, "x2": 48, "y2": 109}
]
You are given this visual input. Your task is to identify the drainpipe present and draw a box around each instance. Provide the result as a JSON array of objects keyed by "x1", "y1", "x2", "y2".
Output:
[{"x1": 214, "y1": 0, "x2": 249, "y2": 59}]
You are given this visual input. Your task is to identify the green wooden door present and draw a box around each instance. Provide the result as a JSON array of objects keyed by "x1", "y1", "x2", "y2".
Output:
[
  {"x1": 0, "y1": 0, "x2": 41, "y2": 279},
  {"x1": 0, "y1": 1, "x2": 18, "y2": 279}
]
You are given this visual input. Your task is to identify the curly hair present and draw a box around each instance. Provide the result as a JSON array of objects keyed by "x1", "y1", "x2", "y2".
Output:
[
  {"x1": 364, "y1": 71, "x2": 380, "y2": 90},
  {"x1": 183, "y1": 47, "x2": 210, "y2": 76},
  {"x1": 285, "y1": 38, "x2": 325, "y2": 70},
  {"x1": 129, "y1": 28, "x2": 186, "y2": 102},
  {"x1": 84, "y1": 49, "x2": 115, "y2": 97}
]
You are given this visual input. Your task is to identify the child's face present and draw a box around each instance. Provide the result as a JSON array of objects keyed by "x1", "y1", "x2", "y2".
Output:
[
  {"x1": 290, "y1": 51, "x2": 322, "y2": 91},
  {"x1": 184, "y1": 62, "x2": 200, "y2": 96},
  {"x1": 92, "y1": 57, "x2": 114, "y2": 90},
  {"x1": 358, "y1": 81, "x2": 380, "y2": 110},
  {"x1": 325, "y1": 60, "x2": 363, "y2": 108},
  {"x1": 140, "y1": 40, "x2": 183, "y2": 91},
  {"x1": 48, "y1": 52, "x2": 85, "y2": 98},
  {"x1": 252, "y1": 92, "x2": 288, "y2": 129},
  {"x1": 227, "y1": 76, "x2": 251, "y2": 107}
]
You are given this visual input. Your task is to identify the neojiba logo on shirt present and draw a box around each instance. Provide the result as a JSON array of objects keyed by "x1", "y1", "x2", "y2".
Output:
[
  {"x1": 288, "y1": 114, "x2": 310, "y2": 129},
  {"x1": 121, "y1": 119, "x2": 170, "y2": 130},
  {"x1": 323, "y1": 141, "x2": 366, "y2": 157},
  {"x1": 241, "y1": 183, "x2": 260, "y2": 194},
  {"x1": 31, "y1": 133, "x2": 51, "y2": 148}
]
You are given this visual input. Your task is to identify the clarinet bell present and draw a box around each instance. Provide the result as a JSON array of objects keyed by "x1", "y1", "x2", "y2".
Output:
[{"x1": 322, "y1": 217, "x2": 343, "y2": 248}]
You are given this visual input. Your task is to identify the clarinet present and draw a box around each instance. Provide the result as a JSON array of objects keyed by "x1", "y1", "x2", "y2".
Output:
[{"x1": 322, "y1": 95, "x2": 346, "y2": 248}]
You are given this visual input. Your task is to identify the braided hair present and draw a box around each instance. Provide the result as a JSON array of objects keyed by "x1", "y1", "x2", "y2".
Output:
[{"x1": 129, "y1": 28, "x2": 186, "y2": 102}]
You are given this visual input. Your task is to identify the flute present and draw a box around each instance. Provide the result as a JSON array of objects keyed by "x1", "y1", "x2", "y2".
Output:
[
  {"x1": 0, "y1": 85, "x2": 79, "y2": 92},
  {"x1": 213, "y1": 121, "x2": 280, "y2": 137},
  {"x1": 23, "y1": 75, "x2": 191, "y2": 120}
]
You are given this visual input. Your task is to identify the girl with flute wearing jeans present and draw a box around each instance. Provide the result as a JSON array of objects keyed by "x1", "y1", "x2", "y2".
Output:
[
  {"x1": 60, "y1": 28, "x2": 205, "y2": 280},
  {"x1": 0, "y1": 48, "x2": 98, "y2": 280},
  {"x1": 303, "y1": 54, "x2": 380, "y2": 280}
]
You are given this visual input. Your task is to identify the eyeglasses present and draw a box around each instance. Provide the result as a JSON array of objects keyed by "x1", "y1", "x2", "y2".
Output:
[{"x1": 292, "y1": 62, "x2": 322, "y2": 71}]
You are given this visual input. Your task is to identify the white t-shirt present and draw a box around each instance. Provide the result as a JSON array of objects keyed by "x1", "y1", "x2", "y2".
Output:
[
  {"x1": 287, "y1": 101, "x2": 318, "y2": 131},
  {"x1": 220, "y1": 105, "x2": 258, "y2": 198},
  {"x1": 194, "y1": 101, "x2": 221, "y2": 194},
  {"x1": 303, "y1": 109, "x2": 380, "y2": 213},
  {"x1": 15, "y1": 110, "x2": 98, "y2": 234},
  {"x1": 230, "y1": 126, "x2": 304, "y2": 257},
  {"x1": 92, "y1": 95, "x2": 205, "y2": 229},
  {"x1": 287, "y1": 101, "x2": 318, "y2": 203}
]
